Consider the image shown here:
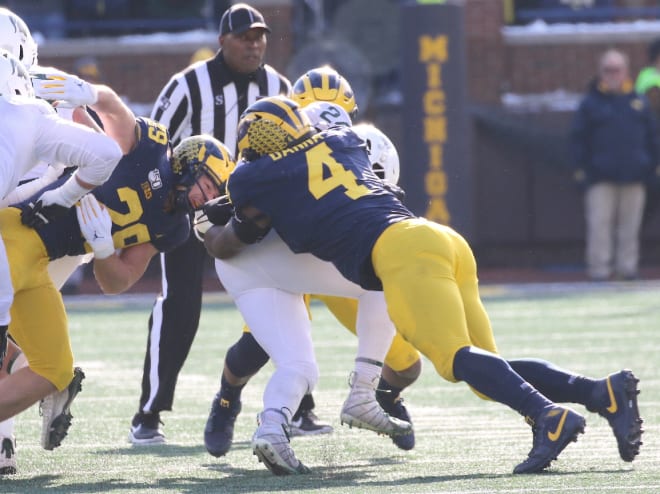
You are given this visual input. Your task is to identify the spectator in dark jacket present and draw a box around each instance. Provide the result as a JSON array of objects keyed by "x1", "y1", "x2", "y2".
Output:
[{"x1": 570, "y1": 49, "x2": 659, "y2": 281}]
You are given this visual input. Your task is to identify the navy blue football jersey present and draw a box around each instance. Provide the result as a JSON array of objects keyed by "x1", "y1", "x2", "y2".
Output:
[
  {"x1": 15, "y1": 118, "x2": 190, "y2": 260},
  {"x1": 228, "y1": 126, "x2": 414, "y2": 289}
]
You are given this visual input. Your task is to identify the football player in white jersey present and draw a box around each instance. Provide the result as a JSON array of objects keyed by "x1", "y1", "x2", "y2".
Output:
[
  {"x1": 196, "y1": 73, "x2": 418, "y2": 475},
  {"x1": 0, "y1": 44, "x2": 123, "y2": 474}
]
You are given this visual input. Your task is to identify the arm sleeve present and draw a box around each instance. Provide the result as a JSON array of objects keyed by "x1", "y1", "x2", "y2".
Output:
[
  {"x1": 150, "y1": 75, "x2": 192, "y2": 144},
  {"x1": 34, "y1": 112, "x2": 123, "y2": 186}
]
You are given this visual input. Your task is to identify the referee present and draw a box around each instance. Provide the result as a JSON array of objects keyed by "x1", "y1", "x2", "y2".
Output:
[{"x1": 128, "y1": 3, "x2": 292, "y2": 445}]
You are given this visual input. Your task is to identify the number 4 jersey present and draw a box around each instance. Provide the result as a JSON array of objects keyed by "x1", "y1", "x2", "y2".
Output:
[
  {"x1": 14, "y1": 117, "x2": 190, "y2": 260},
  {"x1": 227, "y1": 126, "x2": 414, "y2": 290}
]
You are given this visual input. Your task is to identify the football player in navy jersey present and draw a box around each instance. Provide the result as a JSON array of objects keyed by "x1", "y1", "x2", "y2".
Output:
[
  {"x1": 205, "y1": 95, "x2": 643, "y2": 475},
  {"x1": 0, "y1": 71, "x2": 234, "y2": 470}
]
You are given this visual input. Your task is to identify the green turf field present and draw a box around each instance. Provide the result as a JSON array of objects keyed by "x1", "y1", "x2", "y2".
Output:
[{"x1": 4, "y1": 281, "x2": 659, "y2": 493}]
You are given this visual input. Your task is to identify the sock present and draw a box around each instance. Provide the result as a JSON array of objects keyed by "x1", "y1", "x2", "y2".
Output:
[
  {"x1": 218, "y1": 373, "x2": 246, "y2": 405},
  {"x1": 453, "y1": 347, "x2": 553, "y2": 421},
  {"x1": 354, "y1": 357, "x2": 383, "y2": 386},
  {"x1": 225, "y1": 332, "x2": 269, "y2": 377},
  {"x1": 376, "y1": 377, "x2": 403, "y2": 406},
  {"x1": 293, "y1": 393, "x2": 315, "y2": 421},
  {"x1": 509, "y1": 358, "x2": 600, "y2": 408}
]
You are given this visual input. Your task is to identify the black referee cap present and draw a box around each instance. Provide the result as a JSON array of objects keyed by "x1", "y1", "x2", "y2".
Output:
[{"x1": 219, "y1": 3, "x2": 271, "y2": 36}]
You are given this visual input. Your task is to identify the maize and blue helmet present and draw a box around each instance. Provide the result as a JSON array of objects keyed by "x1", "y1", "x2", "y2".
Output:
[
  {"x1": 237, "y1": 95, "x2": 314, "y2": 160},
  {"x1": 171, "y1": 135, "x2": 235, "y2": 211},
  {"x1": 291, "y1": 66, "x2": 357, "y2": 118}
]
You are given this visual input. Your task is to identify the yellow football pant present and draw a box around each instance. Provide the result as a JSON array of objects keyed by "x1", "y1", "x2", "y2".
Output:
[
  {"x1": 240, "y1": 292, "x2": 421, "y2": 373},
  {"x1": 0, "y1": 208, "x2": 73, "y2": 390},
  {"x1": 310, "y1": 294, "x2": 421, "y2": 372},
  {"x1": 372, "y1": 218, "x2": 498, "y2": 382}
]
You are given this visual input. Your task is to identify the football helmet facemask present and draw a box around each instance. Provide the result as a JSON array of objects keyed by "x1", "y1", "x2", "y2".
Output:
[
  {"x1": 0, "y1": 48, "x2": 34, "y2": 99},
  {"x1": 237, "y1": 95, "x2": 314, "y2": 160},
  {"x1": 352, "y1": 123, "x2": 400, "y2": 185},
  {"x1": 171, "y1": 135, "x2": 235, "y2": 212},
  {"x1": 0, "y1": 8, "x2": 38, "y2": 70},
  {"x1": 291, "y1": 66, "x2": 358, "y2": 118}
]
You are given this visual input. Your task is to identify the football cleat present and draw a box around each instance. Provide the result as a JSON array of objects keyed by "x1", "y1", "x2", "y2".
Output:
[
  {"x1": 0, "y1": 435, "x2": 16, "y2": 475},
  {"x1": 513, "y1": 405, "x2": 586, "y2": 474},
  {"x1": 204, "y1": 393, "x2": 241, "y2": 457},
  {"x1": 40, "y1": 366, "x2": 85, "y2": 450},
  {"x1": 340, "y1": 372, "x2": 413, "y2": 437},
  {"x1": 377, "y1": 395, "x2": 415, "y2": 450},
  {"x1": 128, "y1": 412, "x2": 165, "y2": 445},
  {"x1": 289, "y1": 409, "x2": 333, "y2": 437},
  {"x1": 595, "y1": 370, "x2": 644, "y2": 462},
  {"x1": 252, "y1": 409, "x2": 310, "y2": 476}
]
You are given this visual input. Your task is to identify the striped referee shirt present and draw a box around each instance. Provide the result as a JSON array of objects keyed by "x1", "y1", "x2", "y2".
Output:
[{"x1": 151, "y1": 51, "x2": 291, "y2": 155}]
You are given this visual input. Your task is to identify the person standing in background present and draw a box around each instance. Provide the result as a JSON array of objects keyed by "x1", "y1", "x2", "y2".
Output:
[
  {"x1": 570, "y1": 49, "x2": 659, "y2": 281},
  {"x1": 128, "y1": 3, "x2": 305, "y2": 449}
]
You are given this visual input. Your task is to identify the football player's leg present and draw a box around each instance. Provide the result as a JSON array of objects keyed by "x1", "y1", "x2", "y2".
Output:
[
  {"x1": 236, "y1": 288, "x2": 318, "y2": 416},
  {"x1": 0, "y1": 282, "x2": 70, "y2": 421},
  {"x1": 235, "y1": 288, "x2": 315, "y2": 474},
  {"x1": 340, "y1": 291, "x2": 412, "y2": 436},
  {"x1": 47, "y1": 254, "x2": 92, "y2": 290},
  {"x1": 508, "y1": 358, "x2": 643, "y2": 462},
  {"x1": 373, "y1": 220, "x2": 585, "y2": 473},
  {"x1": 130, "y1": 238, "x2": 206, "y2": 445},
  {"x1": 204, "y1": 329, "x2": 269, "y2": 457},
  {"x1": 0, "y1": 340, "x2": 23, "y2": 475},
  {"x1": 314, "y1": 294, "x2": 421, "y2": 391},
  {"x1": 314, "y1": 293, "x2": 420, "y2": 444}
]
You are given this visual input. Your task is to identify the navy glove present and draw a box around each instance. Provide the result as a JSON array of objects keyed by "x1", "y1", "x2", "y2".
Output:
[
  {"x1": 204, "y1": 195, "x2": 233, "y2": 226},
  {"x1": 20, "y1": 200, "x2": 69, "y2": 229},
  {"x1": 193, "y1": 195, "x2": 234, "y2": 241}
]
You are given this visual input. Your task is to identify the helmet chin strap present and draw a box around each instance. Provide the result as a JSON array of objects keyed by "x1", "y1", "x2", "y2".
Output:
[{"x1": 174, "y1": 174, "x2": 214, "y2": 213}]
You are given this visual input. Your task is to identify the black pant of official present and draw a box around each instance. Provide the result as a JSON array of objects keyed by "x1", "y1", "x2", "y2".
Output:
[{"x1": 138, "y1": 232, "x2": 207, "y2": 413}]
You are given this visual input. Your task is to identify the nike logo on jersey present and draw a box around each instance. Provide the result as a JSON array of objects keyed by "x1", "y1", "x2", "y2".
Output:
[{"x1": 547, "y1": 409, "x2": 569, "y2": 442}]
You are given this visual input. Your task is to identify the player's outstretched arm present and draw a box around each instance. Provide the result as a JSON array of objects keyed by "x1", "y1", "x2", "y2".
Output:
[
  {"x1": 90, "y1": 85, "x2": 137, "y2": 154},
  {"x1": 32, "y1": 68, "x2": 137, "y2": 154}
]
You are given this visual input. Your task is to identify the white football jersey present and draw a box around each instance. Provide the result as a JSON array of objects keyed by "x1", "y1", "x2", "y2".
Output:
[{"x1": 0, "y1": 97, "x2": 118, "y2": 201}]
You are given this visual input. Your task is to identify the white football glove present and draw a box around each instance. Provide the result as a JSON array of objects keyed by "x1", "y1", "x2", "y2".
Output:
[
  {"x1": 193, "y1": 209, "x2": 212, "y2": 242},
  {"x1": 31, "y1": 68, "x2": 98, "y2": 107},
  {"x1": 38, "y1": 174, "x2": 89, "y2": 208},
  {"x1": 76, "y1": 194, "x2": 115, "y2": 259}
]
